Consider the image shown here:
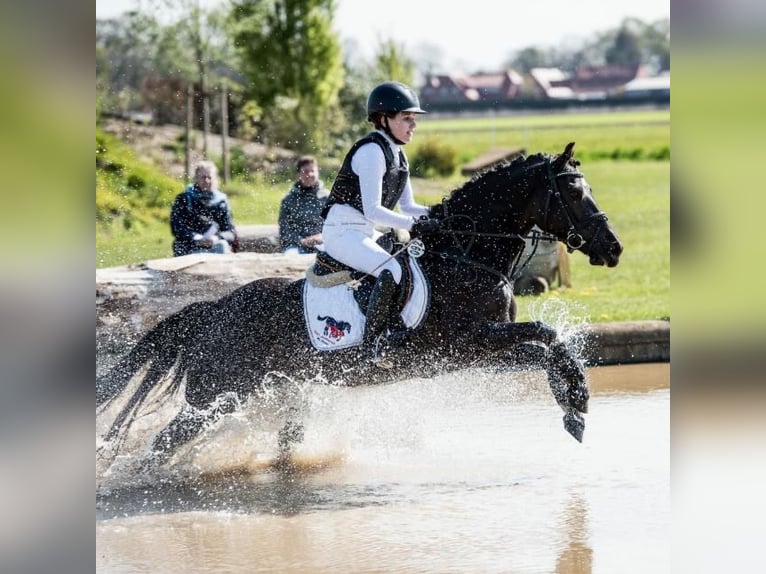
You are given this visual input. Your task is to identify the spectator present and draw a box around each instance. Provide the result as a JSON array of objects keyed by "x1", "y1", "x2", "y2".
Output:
[
  {"x1": 170, "y1": 160, "x2": 237, "y2": 257},
  {"x1": 278, "y1": 155, "x2": 329, "y2": 254}
]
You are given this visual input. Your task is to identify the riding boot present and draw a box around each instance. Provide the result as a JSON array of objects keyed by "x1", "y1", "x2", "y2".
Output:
[{"x1": 363, "y1": 270, "x2": 398, "y2": 367}]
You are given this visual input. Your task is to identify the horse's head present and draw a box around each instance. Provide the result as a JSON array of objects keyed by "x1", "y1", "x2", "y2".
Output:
[{"x1": 540, "y1": 142, "x2": 623, "y2": 267}]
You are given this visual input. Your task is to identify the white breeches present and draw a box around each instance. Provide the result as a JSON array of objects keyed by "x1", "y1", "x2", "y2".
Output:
[{"x1": 322, "y1": 205, "x2": 403, "y2": 283}]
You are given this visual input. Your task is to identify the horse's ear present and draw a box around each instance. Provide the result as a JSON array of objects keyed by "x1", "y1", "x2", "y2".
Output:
[{"x1": 554, "y1": 142, "x2": 576, "y2": 170}]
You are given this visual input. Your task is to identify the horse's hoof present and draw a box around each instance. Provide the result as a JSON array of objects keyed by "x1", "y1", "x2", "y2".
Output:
[{"x1": 563, "y1": 410, "x2": 585, "y2": 443}]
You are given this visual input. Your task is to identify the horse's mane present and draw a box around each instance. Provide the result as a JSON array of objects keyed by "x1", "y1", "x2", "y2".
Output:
[{"x1": 448, "y1": 152, "x2": 552, "y2": 200}]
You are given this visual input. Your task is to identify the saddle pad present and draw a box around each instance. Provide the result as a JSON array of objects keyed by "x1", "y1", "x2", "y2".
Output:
[{"x1": 303, "y1": 257, "x2": 429, "y2": 351}]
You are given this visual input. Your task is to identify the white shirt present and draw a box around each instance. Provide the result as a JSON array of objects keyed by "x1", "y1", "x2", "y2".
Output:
[{"x1": 349, "y1": 130, "x2": 428, "y2": 230}]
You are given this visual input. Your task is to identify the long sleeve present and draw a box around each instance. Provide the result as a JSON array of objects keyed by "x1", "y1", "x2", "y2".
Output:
[
  {"x1": 352, "y1": 143, "x2": 416, "y2": 230},
  {"x1": 212, "y1": 197, "x2": 236, "y2": 241},
  {"x1": 278, "y1": 189, "x2": 302, "y2": 250},
  {"x1": 397, "y1": 176, "x2": 428, "y2": 219}
]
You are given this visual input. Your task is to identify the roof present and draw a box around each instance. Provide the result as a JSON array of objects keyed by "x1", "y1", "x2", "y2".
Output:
[{"x1": 622, "y1": 74, "x2": 670, "y2": 92}]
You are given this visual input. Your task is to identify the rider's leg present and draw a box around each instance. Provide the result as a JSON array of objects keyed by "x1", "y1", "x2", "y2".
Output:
[
  {"x1": 322, "y1": 218, "x2": 403, "y2": 282},
  {"x1": 363, "y1": 269, "x2": 399, "y2": 347}
]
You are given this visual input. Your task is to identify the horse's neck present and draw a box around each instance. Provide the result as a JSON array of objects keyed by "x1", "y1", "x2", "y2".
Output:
[{"x1": 437, "y1": 168, "x2": 541, "y2": 273}]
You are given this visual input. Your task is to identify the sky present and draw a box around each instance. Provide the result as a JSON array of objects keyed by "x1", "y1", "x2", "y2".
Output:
[{"x1": 96, "y1": 0, "x2": 669, "y2": 71}]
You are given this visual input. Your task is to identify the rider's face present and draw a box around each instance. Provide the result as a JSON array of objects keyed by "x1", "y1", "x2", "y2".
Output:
[{"x1": 387, "y1": 112, "x2": 419, "y2": 144}]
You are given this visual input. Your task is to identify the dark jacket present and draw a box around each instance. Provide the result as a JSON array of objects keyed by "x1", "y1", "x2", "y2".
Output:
[
  {"x1": 321, "y1": 131, "x2": 409, "y2": 218},
  {"x1": 278, "y1": 182, "x2": 328, "y2": 253},
  {"x1": 170, "y1": 185, "x2": 236, "y2": 256}
]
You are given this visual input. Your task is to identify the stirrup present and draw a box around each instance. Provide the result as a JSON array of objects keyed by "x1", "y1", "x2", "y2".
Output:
[{"x1": 370, "y1": 334, "x2": 394, "y2": 370}]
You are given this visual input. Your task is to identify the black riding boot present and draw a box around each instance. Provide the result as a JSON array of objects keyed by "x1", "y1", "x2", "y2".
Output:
[{"x1": 363, "y1": 270, "x2": 398, "y2": 368}]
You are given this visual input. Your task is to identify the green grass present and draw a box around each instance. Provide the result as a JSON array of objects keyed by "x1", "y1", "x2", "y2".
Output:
[
  {"x1": 96, "y1": 109, "x2": 669, "y2": 323},
  {"x1": 515, "y1": 161, "x2": 669, "y2": 323},
  {"x1": 413, "y1": 108, "x2": 670, "y2": 164}
]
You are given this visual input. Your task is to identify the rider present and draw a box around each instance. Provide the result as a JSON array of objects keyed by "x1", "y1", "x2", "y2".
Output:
[{"x1": 320, "y1": 81, "x2": 442, "y2": 365}]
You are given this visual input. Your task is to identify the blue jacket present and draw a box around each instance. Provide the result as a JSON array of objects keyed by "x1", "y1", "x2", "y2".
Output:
[{"x1": 170, "y1": 185, "x2": 236, "y2": 256}]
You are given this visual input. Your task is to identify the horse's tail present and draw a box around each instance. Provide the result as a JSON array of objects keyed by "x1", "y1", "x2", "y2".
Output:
[{"x1": 97, "y1": 301, "x2": 214, "y2": 454}]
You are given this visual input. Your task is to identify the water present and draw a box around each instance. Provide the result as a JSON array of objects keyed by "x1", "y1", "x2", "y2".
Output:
[{"x1": 96, "y1": 363, "x2": 669, "y2": 573}]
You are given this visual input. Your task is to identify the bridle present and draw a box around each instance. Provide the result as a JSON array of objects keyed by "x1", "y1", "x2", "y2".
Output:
[
  {"x1": 542, "y1": 158, "x2": 609, "y2": 253},
  {"x1": 424, "y1": 156, "x2": 608, "y2": 286}
]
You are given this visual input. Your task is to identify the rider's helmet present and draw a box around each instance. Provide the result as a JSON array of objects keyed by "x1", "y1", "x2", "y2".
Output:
[{"x1": 366, "y1": 81, "x2": 427, "y2": 121}]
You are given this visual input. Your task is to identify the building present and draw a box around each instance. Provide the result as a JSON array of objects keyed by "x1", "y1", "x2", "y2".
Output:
[{"x1": 420, "y1": 70, "x2": 524, "y2": 106}]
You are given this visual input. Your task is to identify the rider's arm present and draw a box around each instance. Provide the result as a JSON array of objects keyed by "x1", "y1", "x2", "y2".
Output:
[
  {"x1": 352, "y1": 143, "x2": 416, "y2": 230},
  {"x1": 398, "y1": 178, "x2": 428, "y2": 219}
]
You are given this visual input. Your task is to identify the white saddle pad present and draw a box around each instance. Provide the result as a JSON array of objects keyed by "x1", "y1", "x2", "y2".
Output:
[{"x1": 303, "y1": 258, "x2": 429, "y2": 351}]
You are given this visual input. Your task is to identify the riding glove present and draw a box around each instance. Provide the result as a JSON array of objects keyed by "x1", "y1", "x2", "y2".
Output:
[{"x1": 411, "y1": 216, "x2": 441, "y2": 236}]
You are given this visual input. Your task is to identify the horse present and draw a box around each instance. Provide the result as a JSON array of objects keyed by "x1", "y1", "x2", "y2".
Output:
[{"x1": 97, "y1": 142, "x2": 622, "y2": 469}]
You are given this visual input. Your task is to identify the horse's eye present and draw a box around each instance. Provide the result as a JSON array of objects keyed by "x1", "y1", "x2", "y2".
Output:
[{"x1": 568, "y1": 181, "x2": 584, "y2": 200}]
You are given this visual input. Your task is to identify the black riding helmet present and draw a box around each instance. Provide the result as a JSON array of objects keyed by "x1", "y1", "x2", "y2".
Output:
[{"x1": 366, "y1": 81, "x2": 427, "y2": 121}]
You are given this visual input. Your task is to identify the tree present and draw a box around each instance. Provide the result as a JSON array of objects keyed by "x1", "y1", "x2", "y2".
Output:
[
  {"x1": 642, "y1": 18, "x2": 670, "y2": 72},
  {"x1": 605, "y1": 23, "x2": 642, "y2": 67},
  {"x1": 96, "y1": 12, "x2": 164, "y2": 115},
  {"x1": 368, "y1": 38, "x2": 416, "y2": 86},
  {"x1": 148, "y1": 0, "x2": 238, "y2": 157},
  {"x1": 507, "y1": 46, "x2": 551, "y2": 74},
  {"x1": 231, "y1": 0, "x2": 344, "y2": 152}
]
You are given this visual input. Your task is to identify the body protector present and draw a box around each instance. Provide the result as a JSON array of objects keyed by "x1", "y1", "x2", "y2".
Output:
[{"x1": 321, "y1": 132, "x2": 409, "y2": 218}]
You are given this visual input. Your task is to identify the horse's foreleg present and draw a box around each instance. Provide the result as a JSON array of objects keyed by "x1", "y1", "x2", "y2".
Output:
[
  {"x1": 478, "y1": 321, "x2": 588, "y2": 442},
  {"x1": 546, "y1": 340, "x2": 589, "y2": 443},
  {"x1": 479, "y1": 320, "x2": 559, "y2": 349},
  {"x1": 547, "y1": 341, "x2": 588, "y2": 413}
]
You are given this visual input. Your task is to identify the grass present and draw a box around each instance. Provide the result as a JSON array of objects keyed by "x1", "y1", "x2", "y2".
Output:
[
  {"x1": 515, "y1": 161, "x2": 669, "y2": 323},
  {"x1": 412, "y1": 108, "x2": 670, "y2": 164},
  {"x1": 96, "y1": 109, "x2": 669, "y2": 323}
]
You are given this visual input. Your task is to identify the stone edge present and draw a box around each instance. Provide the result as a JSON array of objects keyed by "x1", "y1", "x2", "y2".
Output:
[{"x1": 581, "y1": 320, "x2": 670, "y2": 365}]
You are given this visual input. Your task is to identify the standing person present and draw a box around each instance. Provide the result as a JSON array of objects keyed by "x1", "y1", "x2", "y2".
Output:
[
  {"x1": 320, "y1": 81, "x2": 442, "y2": 362},
  {"x1": 170, "y1": 160, "x2": 237, "y2": 257},
  {"x1": 278, "y1": 155, "x2": 329, "y2": 254}
]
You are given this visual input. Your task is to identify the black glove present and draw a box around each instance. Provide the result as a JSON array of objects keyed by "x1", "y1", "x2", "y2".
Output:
[{"x1": 411, "y1": 216, "x2": 441, "y2": 236}]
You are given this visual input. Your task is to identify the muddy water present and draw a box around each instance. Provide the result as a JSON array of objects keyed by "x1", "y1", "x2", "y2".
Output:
[{"x1": 96, "y1": 363, "x2": 669, "y2": 573}]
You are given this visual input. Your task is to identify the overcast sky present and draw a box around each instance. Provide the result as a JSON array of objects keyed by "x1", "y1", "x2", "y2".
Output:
[{"x1": 96, "y1": 0, "x2": 669, "y2": 71}]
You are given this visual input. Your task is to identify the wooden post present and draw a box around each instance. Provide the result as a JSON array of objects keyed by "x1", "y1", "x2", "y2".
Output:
[
  {"x1": 202, "y1": 75, "x2": 210, "y2": 159},
  {"x1": 221, "y1": 88, "x2": 230, "y2": 183},
  {"x1": 185, "y1": 84, "x2": 193, "y2": 181}
]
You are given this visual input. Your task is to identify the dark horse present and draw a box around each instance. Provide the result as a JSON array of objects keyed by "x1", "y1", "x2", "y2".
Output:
[{"x1": 97, "y1": 142, "x2": 622, "y2": 468}]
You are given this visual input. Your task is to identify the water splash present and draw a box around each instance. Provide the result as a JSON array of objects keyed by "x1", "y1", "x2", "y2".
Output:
[{"x1": 525, "y1": 296, "x2": 590, "y2": 357}]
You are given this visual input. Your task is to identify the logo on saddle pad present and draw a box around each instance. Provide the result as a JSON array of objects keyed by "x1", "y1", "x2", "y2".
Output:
[{"x1": 317, "y1": 315, "x2": 351, "y2": 340}]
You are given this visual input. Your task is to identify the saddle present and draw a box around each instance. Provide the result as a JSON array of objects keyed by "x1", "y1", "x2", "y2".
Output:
[
  {"x1": 302, "y1": 235, "x2": 429, "y2": 351},
  {"x1": 306, "y1": 234, "x2": 413, "y2": 315}
]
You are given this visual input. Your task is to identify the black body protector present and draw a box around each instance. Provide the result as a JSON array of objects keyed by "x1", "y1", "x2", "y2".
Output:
[{"x1": 321, "y1": 131, "x2": 409, "y2": 218}]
